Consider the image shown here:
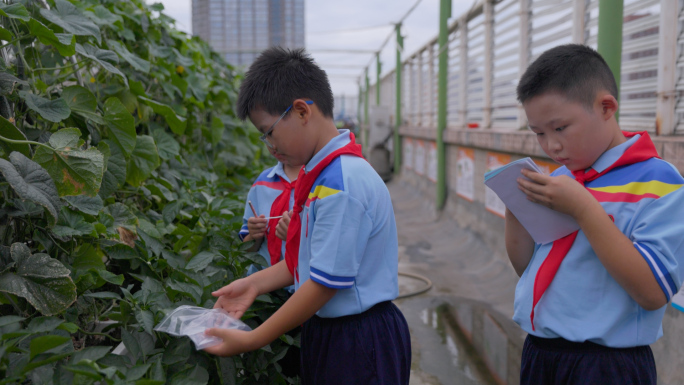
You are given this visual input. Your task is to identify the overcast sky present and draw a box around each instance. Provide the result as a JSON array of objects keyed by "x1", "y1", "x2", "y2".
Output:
[{"x1": 153, "y1": 0, "x2": 475, "y2": 97}]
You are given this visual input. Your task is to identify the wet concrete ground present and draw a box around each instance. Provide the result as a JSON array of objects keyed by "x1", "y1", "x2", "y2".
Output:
[{"x1": 389, "y1": 180, "x2": 524, "y2": 385}]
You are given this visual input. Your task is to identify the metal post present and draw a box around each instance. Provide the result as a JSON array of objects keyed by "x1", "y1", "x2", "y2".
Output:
[
  {"x1": 376, "y1": 53, "x2": 382, "y2": 106},
  {"x1": 395, "y1": 23, "x2": 403, "y2": 174},
  {"x1": 656, "y1": 0, "x2": 678, "y2": 136},
  {"x1": 437, "y1": 0, "x2": 450, "y2": 210},
  {"x1": 597, "y1": 0, "x2": 623, "y2": 120}
]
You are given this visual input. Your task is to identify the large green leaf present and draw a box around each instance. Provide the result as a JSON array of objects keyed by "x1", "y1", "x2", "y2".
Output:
[
  {"x1": 18, "y1": 91, "x2": 71, "y2": 123},
  {"x1": 33, "y1": 128, "x2": 105, "y2": 197},
  {"x1": 107, "y1": 39, "x2": 150, "y2": 73},
  {"x1": 138, "y1": 96, "x2": 186, "y2": 135},
  {"x1": 0, "y1": 243, "x2": 77, "y2": 316},
  {"x1": 61, "y1": 86, "x2": 104, "y2": 125},
  {"x1": 0, "y1": 26, "x2": 12, "y2": 41},
  {"x1": 0, "y1": 72, "x2": 28, "y2": 96},
  {"x1": 52, "y1": 207, "x2": 95, "y2": 238},
  {"x1": 84, "y1": 5, "x2": 122, "y2": 26},
  {"x1": 0, "y1": 152, "x2": 60, "y2": 225},
  {"x1": 29, "y1": 335, "x2": 70, "y2": 361},
  {"x1": 98, "y1": 140, "x2": 126, "y2": 198},
  {"x1": 0, "y1": 3, "x2": 30, "y2": 22},
  {"x1": 75, "y1": 44, "x2": 127, "y2": 86},
  {"x1": 0, "y1": 115, "x2": 30, "y2": 157},
  {"x1": 126, "y1": 135, "x2": 160, "y2": 186},
  {"x1": 39, "y1": 0, "x2": 101, "y2": 43},
  {"x1": 62, "y1": 194, "x2": 103, "y2": 216},
  {"x1": 103, "y1": 203, "x2": 138, "y2": 232},
  {"x1": 151, "y1": 129, "x2": 179, "y2": 160},
  {"x1": 103, "y1": 97, "x2": 136, "y2": 157},
  {"x1": 27, "y1": 19, "x2": 76, "y2": 57}
]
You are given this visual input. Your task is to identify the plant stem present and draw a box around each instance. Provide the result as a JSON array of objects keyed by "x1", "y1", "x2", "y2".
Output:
[
  {"x1": 0, "y1": 133, "x2": 59, "y2": 155},
  {"x1": 33, "y1": 59, "x2": 89, "y2": 73}
]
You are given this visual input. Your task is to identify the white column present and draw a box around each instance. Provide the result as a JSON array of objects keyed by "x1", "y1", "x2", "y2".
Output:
[
  {"x1": 656, "y1": 0, "x2": 679, "y2": 136},
  {"x1": 459, "y1": 16, "x2": 469, "y2": 127},
  {"x1": 517, "y1": 0, "x2": 531, "y2": 129},
  {"x1": 483, "y1": 0, "x2": 494, "y2": 128},
  {"x1": 572, "y1": 0, "x2": 588, "y2": 44}
]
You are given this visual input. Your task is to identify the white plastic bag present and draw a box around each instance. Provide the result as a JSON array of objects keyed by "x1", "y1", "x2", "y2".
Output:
[{"x1": 154, "y1": 305, "x2": 251, "y2": 350}]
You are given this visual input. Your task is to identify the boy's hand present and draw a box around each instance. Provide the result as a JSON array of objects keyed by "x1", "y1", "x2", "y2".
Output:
[
  {"x1": 247, "y1": 215, "x2": 268, "y2": 240},
  {"x1": 203, "y1": 329, "x2": 260, "y2": 357},
  {"x1": 517, "y1": 169, "x2": 596, "y2": 219},
  {"x1": 275, "y1": 210, "x2": 292, "y2": 241},
  {"x1": 212, "y1": 278, "x2": 259, "y2": 319}
]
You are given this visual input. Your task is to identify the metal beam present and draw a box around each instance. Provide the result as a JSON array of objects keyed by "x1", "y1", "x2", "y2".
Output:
[
  {"x1": 597, "y1": 0, "x2": 623, "y2": 121},
  {"x1": 436, "y1": 0, "x2": 451, "y2": 210},
  {"x1": 395, "y1": 23, "x2": 404, "y2": 175}
]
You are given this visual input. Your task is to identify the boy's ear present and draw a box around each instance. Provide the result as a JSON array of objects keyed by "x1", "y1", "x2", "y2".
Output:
[
  {"x1": 598, "y1": 93, "x2": 619, "y2": 120},
  {"x1": 291, "y1": 99, "x2": 312, "y2": 122}
]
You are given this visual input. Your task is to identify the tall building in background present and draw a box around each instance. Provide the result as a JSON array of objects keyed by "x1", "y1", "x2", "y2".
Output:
[{"x1": 192, "y1": 0, "x2": 305, "y2": 67}]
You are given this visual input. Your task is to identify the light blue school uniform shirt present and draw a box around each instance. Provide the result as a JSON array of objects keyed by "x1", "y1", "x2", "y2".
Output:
[
  {"x1": 513, "y1": 134, "x2": 684, "y2": 347},
  {"x1": 240, "y1": 162, "x2": 295, "y2": 271},
  {"x1": 294, "y1": 129, "x2": 399, "y2": 318}
]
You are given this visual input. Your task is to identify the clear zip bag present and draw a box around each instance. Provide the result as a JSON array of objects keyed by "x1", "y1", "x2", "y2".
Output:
[{"x1": 154, "y1": 305, "x2": 251, "y2": 350}]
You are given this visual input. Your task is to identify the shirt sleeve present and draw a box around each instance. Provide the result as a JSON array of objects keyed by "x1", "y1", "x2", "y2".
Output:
[
  {"x1": 308, "y1": 191, "x2": 372, "y2": 289},
  {"x1": 239, "y1": 186, "x2": 258, "y2": 242},
  {"x1": 630, "y1": 186, "x2": 684, "y2": 302}
]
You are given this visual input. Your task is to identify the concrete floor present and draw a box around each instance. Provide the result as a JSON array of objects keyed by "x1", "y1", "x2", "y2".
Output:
[{"x1": 389, "y1": 180, "x2": 523, "y2": 385}]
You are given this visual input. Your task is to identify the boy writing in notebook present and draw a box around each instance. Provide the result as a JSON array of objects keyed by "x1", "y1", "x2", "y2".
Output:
[
  {"x1": 239, "y1": 154, "x2": 299, "y2": 279},
  {"x1": 507, "y1": 44, "x2": 684, "y2": 384},
  {"x1": 204, "y1": 47, "x2": 411, "y2": 384}
]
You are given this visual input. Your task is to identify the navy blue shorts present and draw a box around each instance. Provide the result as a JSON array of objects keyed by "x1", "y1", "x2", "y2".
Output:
[
  {"x1": 521, "y1": 335, "x2": 656, "y2": 385},
  {"x1": 300, "y1": 301, "x2": 411, "y2": 385}
]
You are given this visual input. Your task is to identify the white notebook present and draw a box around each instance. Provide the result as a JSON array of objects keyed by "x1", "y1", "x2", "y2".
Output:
[{"x1": 484, "y1": 157, "x2": 580, "y2": 244}]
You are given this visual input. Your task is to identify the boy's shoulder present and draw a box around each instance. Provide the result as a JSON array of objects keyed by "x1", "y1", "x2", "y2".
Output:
[
  {"x1": 252, "y1": 165, "x2": 280, "y2": 185},
  {"x1": 315, "y1": 155, "x2": 380, "y2": 191},
  {"x1": 593, "y1": 157, "x2": 684, "y2": 187}
]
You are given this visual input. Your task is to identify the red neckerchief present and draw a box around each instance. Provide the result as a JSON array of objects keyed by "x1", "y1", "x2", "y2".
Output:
[
  {"x1": 530, "y1": 131, "x2": 660, "y2": 331},
  {"x1": 284, "y1": 133, "x2": 364, "y2": 280},
  {"x1": 266, "y1": 178, "x2": 296, "y2": 267}
]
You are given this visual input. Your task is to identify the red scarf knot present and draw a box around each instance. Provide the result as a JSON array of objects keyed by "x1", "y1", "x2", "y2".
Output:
[{"x1": 283, "y1": 133, "x2": 365, "y2": 281}]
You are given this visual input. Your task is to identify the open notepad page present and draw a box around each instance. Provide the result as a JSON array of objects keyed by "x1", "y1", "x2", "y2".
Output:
[{"x1": 484, "y1": 157, "x2": 580, "y2": 244}]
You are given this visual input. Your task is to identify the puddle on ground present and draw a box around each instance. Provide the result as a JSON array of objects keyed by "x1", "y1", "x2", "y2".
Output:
[{"x1": 397, "y1": 297, "x2": 499, "y2": 385}]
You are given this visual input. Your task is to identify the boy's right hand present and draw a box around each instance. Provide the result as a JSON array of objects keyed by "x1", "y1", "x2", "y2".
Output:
[
  {"x1": 247, "y1": 215, "x2": 268, "y2": 240},
  {"x1": 275, "y1": 210, "x2": 292, "y2": 241},
  {"x1": 212, "y1": 278, "x2": 259, "y2": 319}
]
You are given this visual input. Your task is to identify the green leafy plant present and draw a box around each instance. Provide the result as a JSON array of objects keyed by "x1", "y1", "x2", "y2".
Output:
[{"x1": 0, "y1": 0, "x2": 293, "y2": 384}]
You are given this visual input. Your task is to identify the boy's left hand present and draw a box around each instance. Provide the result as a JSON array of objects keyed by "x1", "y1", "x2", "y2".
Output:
[
  {"x1": 203, "y1": 328, "x2": 259, "y2": 357},
  {"x1": 517, "y1": 169, "x2": 597, "y2": 219}
]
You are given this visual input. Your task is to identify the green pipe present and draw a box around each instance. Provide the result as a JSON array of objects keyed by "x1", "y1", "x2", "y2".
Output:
[
  {"x1": 597, "y1": 0, "x2": 623, "y2": 121},
  {"x1": 364, "y1": 68, "x2": 370, "y2": 149},
  {"x1": 394, "y1": 24, "x2": 403, "y2": 175},
  {"x1": 376, "y1": 53, "x2": 382, "y2": 106},
  {"x1": 436, "y1": 0, "x2": 450, "y2": 209}
]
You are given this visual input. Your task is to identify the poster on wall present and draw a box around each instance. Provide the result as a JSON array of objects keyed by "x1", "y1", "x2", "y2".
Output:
[
  {"x1": 415, "y1": 140, "x2": 425, "y2": 176},
  {"x1": 404, "y1": 138, "x2": 414, "y2": 170},
  {"x1": 427, "y1": 142, "x2": 438, "y2": 182},
  {"x1": 485, "y1": 152, "x2": 511, "y2": 218},
  {"x1": 456, "y1": 148, "x2": 475, "y2": 201},
  {"x1": 535, "y1": 159, "x2": 561, "y2": 175}
]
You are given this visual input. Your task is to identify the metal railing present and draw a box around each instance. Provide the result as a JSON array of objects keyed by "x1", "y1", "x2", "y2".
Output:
[{"x1": 366, "y1": 0, "x2": 684, "y2": 135}]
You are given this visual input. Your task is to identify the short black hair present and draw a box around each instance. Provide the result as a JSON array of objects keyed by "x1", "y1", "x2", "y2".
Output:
[
  {"x1": 516, "y1": 44, "x2": 618, "y2": 109},
  {"x1": 236, "y1": 47, "x2": 334, "y2": 120}
]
